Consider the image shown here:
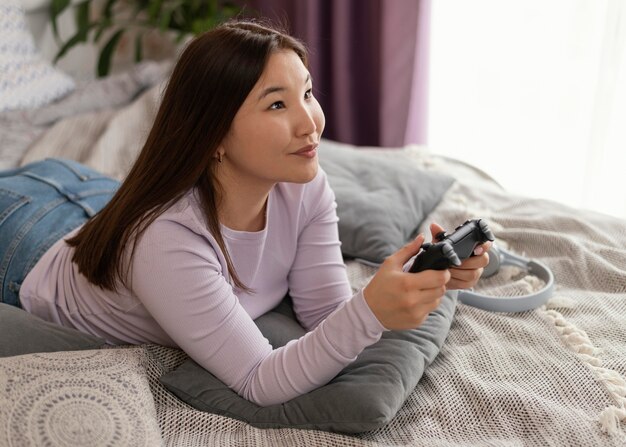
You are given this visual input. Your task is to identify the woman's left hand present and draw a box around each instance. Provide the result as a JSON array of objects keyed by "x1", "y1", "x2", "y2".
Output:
[{"x1": 429, "y1": 223, "x2": 492, "y2": 290}]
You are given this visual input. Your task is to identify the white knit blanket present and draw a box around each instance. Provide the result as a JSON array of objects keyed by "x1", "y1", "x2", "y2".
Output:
[{"x1": 1, "y1": 69, "x2": 625, "y2": 446}]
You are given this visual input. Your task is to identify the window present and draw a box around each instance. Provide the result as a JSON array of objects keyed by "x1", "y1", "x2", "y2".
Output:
[{"x1": 429, "y1": 0, "x2": 626, "y2": 219}]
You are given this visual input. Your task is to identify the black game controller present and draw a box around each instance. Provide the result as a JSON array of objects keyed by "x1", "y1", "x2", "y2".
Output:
[{"x1": 408, "y1": 218, "x2": 495, "y2": 273}]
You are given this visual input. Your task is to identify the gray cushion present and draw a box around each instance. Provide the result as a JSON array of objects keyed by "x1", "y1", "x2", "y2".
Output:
[
  {"x1": 318, "y1": 140, "x2": 454, "y2": 264},
  {"x1": 160, "y1": 292, "x2": 457, "y2": 433},
  {"x1": 0, "y1": 303, "x2": 106, "y2": 357}
]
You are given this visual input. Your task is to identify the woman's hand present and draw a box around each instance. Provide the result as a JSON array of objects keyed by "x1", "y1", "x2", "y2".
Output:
[
  {"x1": 429, "y1": 222, "x2": 491, "y2": 290},
  {"x1": 363, "y1": 234, "x2": 451, "y2": 330}
]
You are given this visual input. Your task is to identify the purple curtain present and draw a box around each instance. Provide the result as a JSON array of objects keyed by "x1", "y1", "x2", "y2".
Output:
[{"x1": 241, "y1": 0, "x2": 430, "y2": 147}]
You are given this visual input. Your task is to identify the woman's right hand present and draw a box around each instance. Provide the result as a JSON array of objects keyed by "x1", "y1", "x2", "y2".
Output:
[{"x1": 363, "y1": 234, "x2": 451, "y2": 330}]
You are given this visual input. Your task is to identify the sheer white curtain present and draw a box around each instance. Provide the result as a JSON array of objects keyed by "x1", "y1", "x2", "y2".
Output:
[{"x1": 429, "y1": 0, "x2": 626, "y2": 219}]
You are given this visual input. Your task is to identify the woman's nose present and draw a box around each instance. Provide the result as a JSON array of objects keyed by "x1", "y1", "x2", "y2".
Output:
[{"x1": 296, "y1": 104, "x2": 318, "y2": 137}]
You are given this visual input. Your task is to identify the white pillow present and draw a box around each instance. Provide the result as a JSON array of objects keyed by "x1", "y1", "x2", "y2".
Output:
[
  {"x1": 0, "y1": 348, "x2": 163, "y2": 446},
  {"x1": 0, "y1": 1, "x2": 75, "y2": 112}
]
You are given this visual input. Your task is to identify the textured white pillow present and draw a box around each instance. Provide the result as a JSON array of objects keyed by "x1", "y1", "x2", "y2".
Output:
[
  {"x1": 0, "y1": 1, "x2": 75, "y2": 112},
  {"x1": 0, "y1": 348, "x2": 163, "y2": 446}
]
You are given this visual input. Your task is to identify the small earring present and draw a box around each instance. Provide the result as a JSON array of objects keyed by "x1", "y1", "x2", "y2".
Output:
[{"x1": 217, "y1": 152, "x2": 223, "y2": 163}]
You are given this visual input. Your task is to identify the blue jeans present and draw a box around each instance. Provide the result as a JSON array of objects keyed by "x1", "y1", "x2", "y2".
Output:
[{"x1": 0, "y1": 159, "x2": 119, "y2": 307}]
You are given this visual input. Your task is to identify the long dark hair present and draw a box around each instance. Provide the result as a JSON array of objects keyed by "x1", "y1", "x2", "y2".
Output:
[{"x1": 67, "y1": 20, "x2": 308, "y2": 291}]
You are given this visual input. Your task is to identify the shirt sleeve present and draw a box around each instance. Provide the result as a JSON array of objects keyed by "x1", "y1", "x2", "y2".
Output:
[
  {"x1": 287, "y1": 169, "x2": 368, "y2": 330},
  {"x1": 130, "y1": 216, "x2": 386, "y2": 407}
]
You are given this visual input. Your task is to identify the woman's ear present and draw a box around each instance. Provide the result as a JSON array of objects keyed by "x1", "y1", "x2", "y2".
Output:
[{"x1": 215, "y1": 147, "x2": 225, "y2": 163}]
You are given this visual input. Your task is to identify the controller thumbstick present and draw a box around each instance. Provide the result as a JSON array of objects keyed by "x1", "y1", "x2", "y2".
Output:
[
  {"x1": 478, "y1": 219, "x2": 495, "y2": 241},
  {"x1": 442, "y1": 243, "x2": 462, "y2": 266}
]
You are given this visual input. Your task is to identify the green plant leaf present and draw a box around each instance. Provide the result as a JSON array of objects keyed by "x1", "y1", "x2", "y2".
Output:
[
  {"x1": 50, "y1": 0, "x2": 243, "y2": 72},
  {"x1": 50, "y1": 0, "x2": 71, "y2": 39},
  {"x1": 75, "y1": 1, "x2": 91, "y2": 42},
  {"x1": 134, "y1": 33, "x2": 143, "y2": 63},
  {"x1": 148, "y1": 0, "x2": 163, "y2": 21},
  {"x1": 53, "y1": 28, "x2": 90, "y2": 64},
  {"x1": 98, "y1": 29, "x2": 125, "y2": 77},
  {"x1": 192, "y1": 17, "x2": 215, "y2": 35},
  {"x1": 102, "y1": 0, "x2": 117, "y2": 19},
  {"x1": 221, "y1": 3, "x2": 241, "y2": 20},
  {"x1": 94, "y1": 17, "x2": 113, "y2": 43},
  {"x1": 159, "y1": 8, "x2": 172, "y2": 31}
]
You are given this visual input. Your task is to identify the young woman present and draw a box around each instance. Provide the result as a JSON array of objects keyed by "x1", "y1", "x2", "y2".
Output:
[{"x1": 0, "y1": 20, "x2": 490, "y2": 406}]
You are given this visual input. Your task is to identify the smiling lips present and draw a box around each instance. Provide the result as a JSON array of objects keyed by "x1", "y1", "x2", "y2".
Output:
[{"x1": 292, "y1": 144, "x2": 318, "y2": 158}]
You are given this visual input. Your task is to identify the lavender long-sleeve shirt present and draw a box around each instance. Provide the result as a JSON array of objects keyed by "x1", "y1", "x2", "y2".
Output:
[{"x1": 20, "y1": 169, "x2": 386, "y2": 406}]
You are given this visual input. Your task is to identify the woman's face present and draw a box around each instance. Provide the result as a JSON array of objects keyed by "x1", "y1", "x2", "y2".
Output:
[{"x1": 218, "y1": 49, "x2": 325, "y2": 188}]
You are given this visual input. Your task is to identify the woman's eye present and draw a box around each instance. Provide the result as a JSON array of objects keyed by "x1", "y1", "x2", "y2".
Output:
[
  {"x1": 304, "y1": 89, "x2": 313, "y2": 100},
  {"x1": 269, "y1": 101, "x2": 285, "y2": 110}
]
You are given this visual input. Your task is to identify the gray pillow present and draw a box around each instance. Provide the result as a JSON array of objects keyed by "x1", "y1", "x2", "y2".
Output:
[
  {"x1": 160, "y1": 292, "x2": 457, "y2": 434},
  {"x1": 0, "y1": 303, "x2": 106, "y2": 357},
  {"x1": 318, "y1": 140, "x2": 454, "y2": 264}
]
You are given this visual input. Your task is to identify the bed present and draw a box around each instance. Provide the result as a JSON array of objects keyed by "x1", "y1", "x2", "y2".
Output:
[{"x1": 1, "y1": 3, "x2": 626, "y2": 446}]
